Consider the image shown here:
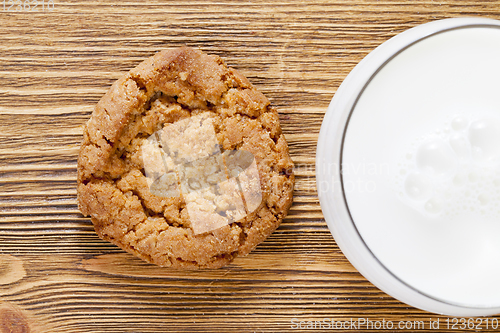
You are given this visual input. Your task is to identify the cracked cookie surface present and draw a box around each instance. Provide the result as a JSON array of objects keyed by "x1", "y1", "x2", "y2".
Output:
[{"x1": 77, "y1": 47, "x2": 294, "y2": 269}]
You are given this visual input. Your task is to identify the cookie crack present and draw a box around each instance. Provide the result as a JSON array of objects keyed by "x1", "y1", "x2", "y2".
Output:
[
  {"x1": 129, "y1": 188, "x2": 158, "y2": 219},
  {"x1": 129, "y1": 73, "x2": 148, "y2": 94},
  {"x1": 235, "y1": 222, "x2": 248, "y2": 247}
]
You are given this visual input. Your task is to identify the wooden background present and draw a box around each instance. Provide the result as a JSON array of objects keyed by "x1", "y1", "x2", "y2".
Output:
[{"x1": 1, "y1": 1, "x2": 500, "y2": 332}]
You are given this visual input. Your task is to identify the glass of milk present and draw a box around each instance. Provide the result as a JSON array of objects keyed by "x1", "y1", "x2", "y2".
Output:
[{"x1": 316, "y1": 18, "x2": 500, "y2": 316}]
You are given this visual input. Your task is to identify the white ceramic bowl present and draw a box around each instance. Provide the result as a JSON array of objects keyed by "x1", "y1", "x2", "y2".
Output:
[{"x1": 316, "y1": 17, "x2": 500, "y2": 316}]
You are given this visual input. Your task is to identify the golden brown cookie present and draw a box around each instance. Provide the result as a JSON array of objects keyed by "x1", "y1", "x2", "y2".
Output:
[{"x1": 77, "y1": 47, "x2": 294, "y2": 269}]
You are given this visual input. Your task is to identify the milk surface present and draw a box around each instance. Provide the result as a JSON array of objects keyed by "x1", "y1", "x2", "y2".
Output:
[{"x1": 342, "y1": 27, "x2": 500, "y2": 307}]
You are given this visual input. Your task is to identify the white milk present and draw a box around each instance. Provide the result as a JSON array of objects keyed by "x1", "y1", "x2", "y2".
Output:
[{"x1": 342, "y1": 27, "x2": 500, "y2": 307}]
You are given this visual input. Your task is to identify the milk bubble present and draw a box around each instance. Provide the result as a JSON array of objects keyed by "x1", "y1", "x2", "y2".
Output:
[
  {"x1": 449, "y1": 133, "x2": 471, "y2": 160},
  {"x1": 404, "y1": 172, "x2": 432, "y2": 201},
  {"x1": 451, "y1": 116, "x2": 468, "y2": 131},
  {"x1": 424, "y1": 197, "x2": 443, "y2": 215},
  {"x1": 468, "y1": 171, "x2": 479, "y2": 182},
  {"x1": 416, "y1": 139, "x2": 457, "y2": 176},
  {"x1": 468, "y1": 118, "x2": 500, "y2": 162},
  {"x1": 478, "y1": 194, "x2": 489, "y2": 206},
  {"x1": 399, "y1": 115, "x2": 500, "y2": 221},
  {"x1": 453, "y1": 173, "x2": 467, "y2": 186}
]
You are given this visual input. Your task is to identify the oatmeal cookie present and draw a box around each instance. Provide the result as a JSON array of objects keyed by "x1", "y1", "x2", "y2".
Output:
[{"x1": 77, "y1": 47, "x2": 294, "y2": 269}]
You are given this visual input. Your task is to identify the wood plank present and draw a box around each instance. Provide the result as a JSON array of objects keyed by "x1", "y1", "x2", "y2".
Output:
[{"x1": 1, "y1": 0, "x2": 500, "y2": 331}]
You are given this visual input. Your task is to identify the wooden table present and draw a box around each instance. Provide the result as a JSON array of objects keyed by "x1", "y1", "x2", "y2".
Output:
[{"x1": 1, "y1": 1, "x2": 500, "y2": 332}]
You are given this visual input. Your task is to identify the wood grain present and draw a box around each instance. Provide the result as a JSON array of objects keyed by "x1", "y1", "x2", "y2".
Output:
[{"x1": 1, "y1": 1, "x2": 500, "y2": 332}]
